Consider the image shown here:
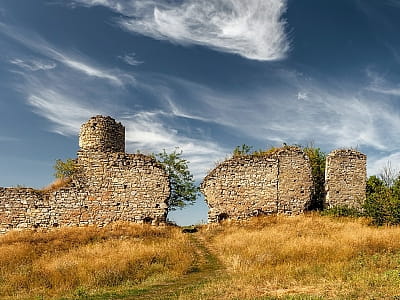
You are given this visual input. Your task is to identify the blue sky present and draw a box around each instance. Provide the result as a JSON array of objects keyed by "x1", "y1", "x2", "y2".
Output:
[{"x1": 1, "y1": 0, "x2": 400, "y2": 225}]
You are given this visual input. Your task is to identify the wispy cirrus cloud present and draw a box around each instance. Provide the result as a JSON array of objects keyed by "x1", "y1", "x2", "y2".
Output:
[
  {"x1": 13, "y1": 62, "x2": 226, "y2": 179},
  {"x1": 27, "y1": 92, "x2": 99, "y2": 136},
  {"x1": 0, "y1": 22, "x2": 134, "y2": 86},
  {"x1": 26, "y1": 88, "x2": 225, "y2": 179},
  {"x1": 118, "y1": 52, "x2": 143, "y2": 66},
  {"x1": 366, "y1": 68, "x2": 400, "y2": 96},
  {"x1": 72, "y1": 0, "x2": 290, "y2": 61},
  {"x1": 143, "y1": 71, "x2": 400, "y2": 171},
  {"x1": 9, "y1": 58, "x2": 56, "y2": 71},
  {"x1": 123, "y1": 112, "x2": 226, "y2": 179}
]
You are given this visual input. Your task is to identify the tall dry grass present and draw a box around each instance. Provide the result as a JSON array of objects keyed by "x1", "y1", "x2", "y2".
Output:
[
  {"x1": 195, "y1": 214, "x2": 400, "y2": 299},
  {"x1": 40, "y1": 177, "x2": 72, "y2": 193},
  {"x1": 0, "y1": 223, "x2": 195, "y2": 299}
]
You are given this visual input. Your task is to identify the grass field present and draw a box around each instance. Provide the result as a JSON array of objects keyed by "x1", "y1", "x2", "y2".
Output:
[
  {"x1": 1, "y1": 215, "x2": 400, "y2": 299},
  {"x1": 0, "y1": 223, "x2": 196, "y2": 299}
]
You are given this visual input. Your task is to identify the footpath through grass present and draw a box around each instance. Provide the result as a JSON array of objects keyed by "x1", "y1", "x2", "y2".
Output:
[
  {"x1": 106, "y1": 234, "x2": 226, "y2": 300},
  {"x1": 57, "y1": 232, "x2": 226, "y2": 300}
]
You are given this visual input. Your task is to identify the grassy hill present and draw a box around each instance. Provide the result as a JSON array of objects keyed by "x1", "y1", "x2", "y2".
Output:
[{"x1": 1, "y1": 215, "x2": 400, "y2": 299}]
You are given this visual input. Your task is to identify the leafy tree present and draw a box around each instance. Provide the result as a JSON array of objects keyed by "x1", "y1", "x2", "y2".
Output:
[
  {"x1": 153, "y1": 148, "x2": 199, "y2": 211},
  {"x1": 54, "y1": 158, "x2": 77, "y2": 179},
  {"x1": 302, "y1": 145, "x2": 326, "y2": 210}
]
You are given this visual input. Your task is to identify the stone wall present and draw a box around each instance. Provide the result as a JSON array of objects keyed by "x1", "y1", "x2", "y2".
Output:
[
  {"x1": 201, "y1": 147, "x2": 313, "y2": 222},
  {"x1": 325, "y1": 149, "x2": 366, "y2": 208},
  {"x1": 0, "y1": 113, "x2": 370, "y2": 230},
  {"x1": 76, "y1": 151, "x2": 170, "y2": 225},
  {"x1": 0, "y1": 116, "x2": 170, "y2": 234}
]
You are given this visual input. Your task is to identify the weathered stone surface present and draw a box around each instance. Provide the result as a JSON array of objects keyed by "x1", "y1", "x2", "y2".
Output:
[
  {"x1": 201, "y1": 147, "x2": 313, "y2": 222},
  {"x1": 0, "y1": 116, "x2": 170, "y2": 234},
  {"x1": 79, "y1": 115, "x2": 125, "y2": 153},
  {"x1": 325, "y1": 149, "x2": 366, "y2": 208}
]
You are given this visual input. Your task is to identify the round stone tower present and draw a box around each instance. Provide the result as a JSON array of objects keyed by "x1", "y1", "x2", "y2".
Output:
[{"x1": 79, "y1": 115, "x2": 125, "y2": 153}]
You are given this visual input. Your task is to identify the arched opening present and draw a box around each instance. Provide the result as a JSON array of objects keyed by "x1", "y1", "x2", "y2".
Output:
[
  {"x1": 217, "y1": 213, "x2": 229, "y2": 222},
  {"x1": 143, "y1": 217, "x2": 153, "y2": 224}
]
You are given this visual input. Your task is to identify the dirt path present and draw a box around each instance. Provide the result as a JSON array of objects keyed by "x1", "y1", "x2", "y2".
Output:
[{"x1": 89, "y1": 233, "x2": 225, "y2": 300}]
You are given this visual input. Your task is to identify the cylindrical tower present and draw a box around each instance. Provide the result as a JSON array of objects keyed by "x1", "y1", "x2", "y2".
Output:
[{"x1": 79, "y1": 115, "x2": 125, "y2": 153}]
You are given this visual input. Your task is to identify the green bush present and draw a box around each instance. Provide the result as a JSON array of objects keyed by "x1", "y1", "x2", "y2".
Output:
[
  {"x1": 321, "y1": 205, "x2": 363, "y2": 218},
  {"x1": 364, "y1": 175, "x2": 400, "y2": 226}
]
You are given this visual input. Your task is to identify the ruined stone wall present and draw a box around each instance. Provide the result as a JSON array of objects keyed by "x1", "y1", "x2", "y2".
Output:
[
  {"x1": 0, "y1": 116, "x2": 170, "y2": 234},
  {"x1": 0, "y1": 188, "x2": 43, "y2": 233},
  {"x1": 0, "y1": 113, "x2": 370, "y2": 231},
  {"x1": 201, "y1": 147, "x2": 313, "y2": 222},
  {"x1": 277, "y1": 148, "x2": 314, "y2": 214},
  {"x1": 201, "y1": 156, "x2": 279, "y2": 222},
  {"x1": 0, "y1": 187, "x2": 88, "y2": 233},
  {"x1": 325, "y1": 149, "x2": 366, "y2": 208},
  {"x1": 76, "y1": 151, "x2": 170, "y2": 225}
]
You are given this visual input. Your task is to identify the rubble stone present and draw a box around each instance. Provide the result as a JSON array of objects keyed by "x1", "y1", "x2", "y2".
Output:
[
  {"x1": 325, "y1": 149, "x2": 366, "y2": 208},
  {"x1": 0, "y1": 116, "x2": 170, "y2": 234}
]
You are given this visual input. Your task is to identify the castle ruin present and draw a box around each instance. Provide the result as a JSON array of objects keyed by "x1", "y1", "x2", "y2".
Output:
[
  {"x1": 1, "y1": 115, "x2": 368, "y2": 232},
  {"x1": 0, "y1": 116, "x2": 170, "y2": 234},
  {"x1": 202, "y1": 147, "x2": 367, "y2": 222}
]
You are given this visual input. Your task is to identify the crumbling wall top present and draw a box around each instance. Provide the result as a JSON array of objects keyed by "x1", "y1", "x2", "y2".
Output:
[
  {"x1": 79, "y1": 115, "x2": 125, "y2": 153},
  {"x1": 327, "y1": 149, "x2": 366, "y2": 159}
]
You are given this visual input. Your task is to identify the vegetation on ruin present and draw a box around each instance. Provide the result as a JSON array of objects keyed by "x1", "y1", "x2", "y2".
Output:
[
  {"x1": 302, "y1": 145, "x2": 326, "y2": 210},
  {"x1": 53, "y1": 149, "x2": 199, "y2": 211},
  {"x1": 324, "y1": 162, "x2": 400, "y2": 226},
  {"x1": 231, "y1": 143, "x2": 400, "y2": 225},
  {"x1": 2, "y1": 215, "x2": 400, "y2": 299},
  {"x1": 153, "y1": 148, "x2": 199, "y2": 211},
  {"x1": 40, "y1": 177, "x2": 73, "y2": 193},
  {"x1": 53, "y1": 158, "x2": 78, "y2": 179}
]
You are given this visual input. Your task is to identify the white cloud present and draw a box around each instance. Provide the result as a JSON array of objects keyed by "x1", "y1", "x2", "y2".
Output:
[
  {"x1": 14, "y1": 67, "x2": 226, "y2": 180},
  {"x1": 149, "y1": 72, "x2": 400, "y2": 154},
  {"x1": 123, "y1": 112, "x2": 226, "y2": 180},
  {"x1": 9, "y1": 58, "x2": 56, "y2": 71},
  {"x1": 0, "y1": 22, "x2": 134, "y2": 86},
  {"x1": 73, "y1": 0, "x2": 290, "y2": 61},
  {"x1": 365, "y1": 68, "x2": 400, "y2": 96},
  {"x1": 297, "y1": 91, "x2": 308, "y2": 100},
  {"x1": 27, "y1": 92, "x2": 100, "y2": 136},
  {"x1": 25, "y1": 92, "x2": 226, "y2": 179},
  {"x1": 118, "y1": 52, "x2": 143, "y2": 66},
  {"x1": 368, "y1": 152, "x2": 400, "y2": 177}
]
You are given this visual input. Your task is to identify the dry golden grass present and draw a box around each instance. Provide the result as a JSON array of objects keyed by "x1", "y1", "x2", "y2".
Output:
[
  {"x1": 0, "y1": 223, "x2": 195, "y2": 299},
  {"x1": 40, "y1": 177, "x2": 72, "y2": 192},
  {"x1": 2, "y1": 215, "x2": 400, "y2": 300},
  {"x1": 192, "y1": 214, "x2": 400, "y2": 299}
]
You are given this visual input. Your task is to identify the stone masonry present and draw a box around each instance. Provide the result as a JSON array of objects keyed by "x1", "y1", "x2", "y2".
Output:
[
  {"x1": 325, "y1": 149, "x2": 366, "y2": 208},
  {"x1": 0, "y1": 115, "x2": 369, "y2": 230},
  {"x1": 0, "y1": 115, "x2": 170, "y2": 234},
  {"x1": 201, "y1": 147, "x2": 314, "y2": 222}
]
